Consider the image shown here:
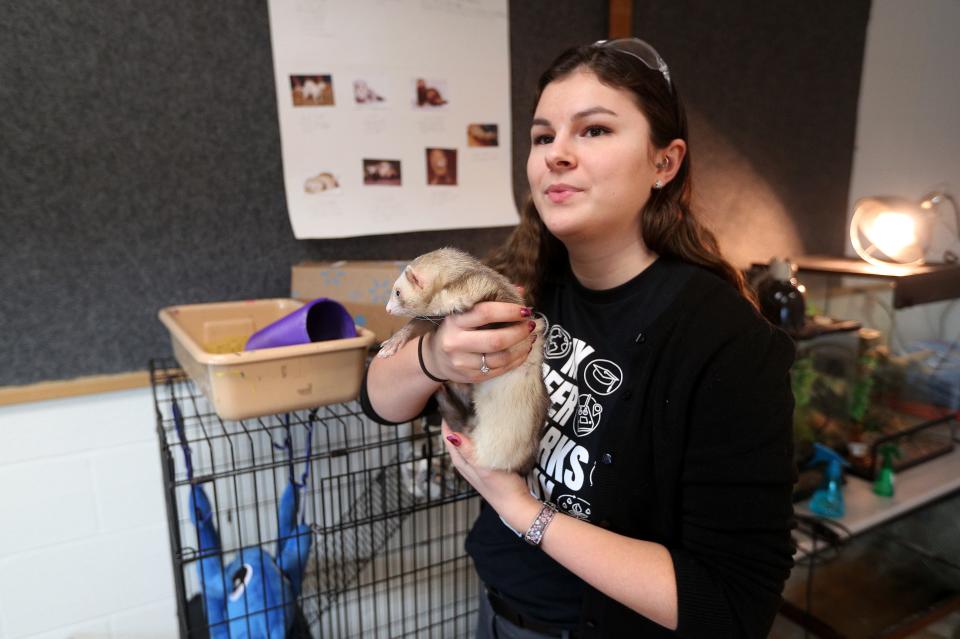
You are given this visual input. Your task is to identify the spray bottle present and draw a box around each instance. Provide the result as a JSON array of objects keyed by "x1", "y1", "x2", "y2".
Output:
[
  {"x1": 872, "y1": 444, "x2": 901, "y2": 497},
  {"x1": 807, "y1": 443, "x2": 849, "y2": 518},
  {"x1": 757, "y1": 258, "x2": 806, "y2": 334}
]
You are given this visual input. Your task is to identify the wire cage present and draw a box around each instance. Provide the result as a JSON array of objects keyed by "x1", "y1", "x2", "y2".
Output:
[{"x1": 150, "y1": 358, "x2": 482, "y2": 638}]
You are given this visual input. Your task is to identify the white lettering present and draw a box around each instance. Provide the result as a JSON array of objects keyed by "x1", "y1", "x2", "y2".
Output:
[
  {"x1": 543, "y1": 368, "x2": 564, "y2": 394},
  {"x1": 538, "y1": 426, "x2": 562, "y2": 468},
  {"x1": 546, "y1": 372, "x2": 571, "y2": 420},
  {"x1": 563, "y1": 446, "x2": 589, "y2": 491},
  {"x1": 547, "y1": 436, "x2": 577, "y2": 483},
  {"x1": 553, "y1": 382, "x2": 579, "y2": 426},
  {"x1": 531, "y1": 467, "x2": 555, "y2": 501},
  {"x1": 560, "y1": 339, "x2": 595, "y2": 378}
]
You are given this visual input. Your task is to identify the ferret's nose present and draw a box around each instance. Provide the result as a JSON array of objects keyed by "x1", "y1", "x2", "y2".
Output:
[{"x1": 386, "y1": 295, "x2": 401, "y2": 315}]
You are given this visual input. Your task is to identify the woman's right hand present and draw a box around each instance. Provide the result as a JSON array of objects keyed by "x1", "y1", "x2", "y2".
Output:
[{"x1": 422, "y1": 302, "x2": 539, "y2": 384}]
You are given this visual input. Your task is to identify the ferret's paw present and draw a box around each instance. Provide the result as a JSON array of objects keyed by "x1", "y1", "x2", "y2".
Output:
[
  {"x1": 377, "y1": 336, "x2": 403, "y2": 358},
  {"x1": 533, "y1": 317, "x2": 546, "y2": 335}
]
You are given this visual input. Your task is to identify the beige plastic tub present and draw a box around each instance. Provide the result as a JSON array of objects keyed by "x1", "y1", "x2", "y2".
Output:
[{"x1": 158, "y1": 299, "x2": 376, "y2": 420}]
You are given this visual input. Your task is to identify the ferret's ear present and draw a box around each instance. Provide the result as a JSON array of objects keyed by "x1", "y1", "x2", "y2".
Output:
[{"x1": 404, "y1": 265, "x2": 423, "y2": 290}]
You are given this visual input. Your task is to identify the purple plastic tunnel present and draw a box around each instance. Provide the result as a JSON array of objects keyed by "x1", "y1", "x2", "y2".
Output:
[{"x1": 244, "y1": 298, "x2": 357, "y2": 351}]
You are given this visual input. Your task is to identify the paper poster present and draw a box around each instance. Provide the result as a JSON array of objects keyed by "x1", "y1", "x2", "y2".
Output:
[{"x1": 267, "y1": 0, "x2": 516, "y2": 238}]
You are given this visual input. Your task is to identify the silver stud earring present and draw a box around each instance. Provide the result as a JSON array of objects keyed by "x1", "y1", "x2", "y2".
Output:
[{"x1": 653, "y1": 179, "x2": 663, "y2": 190}]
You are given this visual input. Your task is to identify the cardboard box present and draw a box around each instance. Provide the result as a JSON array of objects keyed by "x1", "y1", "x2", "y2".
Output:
[{"x1": 292, "y1": 260, "x2": 409, "y2": 342}]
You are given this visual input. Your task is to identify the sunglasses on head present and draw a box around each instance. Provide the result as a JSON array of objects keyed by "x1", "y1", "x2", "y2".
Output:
[{"x1": 592, "y1": 38, "x2": 672, "y2": 92}]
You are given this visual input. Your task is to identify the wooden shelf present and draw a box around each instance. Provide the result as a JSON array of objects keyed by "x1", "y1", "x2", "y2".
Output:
[
  {"x1": 0, "y1": 371, "x2": 151, "y2": 407},
  {"x1": 752, "y1": 255, "x2": 960, "y2": 308}
]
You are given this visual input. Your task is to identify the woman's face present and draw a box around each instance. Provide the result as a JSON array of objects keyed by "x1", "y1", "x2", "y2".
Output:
[
  {"x1": 527, "y1": 69, "x2": 659, "y2": 245},
  {"x1": 429, "y1": 149, "x2": 448, "y2": 175}
]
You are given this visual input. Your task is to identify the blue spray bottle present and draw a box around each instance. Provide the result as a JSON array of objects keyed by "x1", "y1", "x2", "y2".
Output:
[{"x1": 807, "y1": 443, "x2": 849, "y2": 519}]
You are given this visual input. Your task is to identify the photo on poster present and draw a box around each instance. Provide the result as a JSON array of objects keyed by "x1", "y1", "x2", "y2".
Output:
[
  {"x1": 304, "y1": 171, "x2": 340, "y2": 194},
  {"x1": 467, "y1": 123, "x2": 499, "y2": 147},
  {"x1": 353, "y1": 78, "x2": 387, "y2": 105},
  {"x1": 268, "y1": 0, "x2": 514, "y2": 238},
  {"x1": 363, "y1": 159, "x2": 402, "y2": 186},
  {"x1": 426, "y1": 148, "x2": 457, "y2": 186},
  {"x1": 290, "y1": 74, "x2": 335, "y2": 106},
  {"x1": 414, "y1": 78, "x2": 449, "y2": 108}
]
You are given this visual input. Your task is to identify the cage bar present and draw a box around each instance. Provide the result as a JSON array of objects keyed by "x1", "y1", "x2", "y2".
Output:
[{"x1": 151, "y1": 358, "x2": 481, "y2": 638}]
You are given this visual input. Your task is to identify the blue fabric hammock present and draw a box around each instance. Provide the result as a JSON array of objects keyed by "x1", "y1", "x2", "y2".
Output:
[{"x1": 173, "y1": 399, "x2": 314, "y2": 639}]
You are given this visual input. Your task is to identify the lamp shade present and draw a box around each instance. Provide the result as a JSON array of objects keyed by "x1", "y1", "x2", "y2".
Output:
[{"x1": 850, "y1": 196, "x2": 935, "y2": 268}]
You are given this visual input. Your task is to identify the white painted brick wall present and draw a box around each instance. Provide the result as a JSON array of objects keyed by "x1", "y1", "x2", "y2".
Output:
[
  {"x1": 0, "y1": 389, "x2": 471, "y2": 639},
  {"x1": 0, "y1": 388, "x2": 178, "y2": 639}
]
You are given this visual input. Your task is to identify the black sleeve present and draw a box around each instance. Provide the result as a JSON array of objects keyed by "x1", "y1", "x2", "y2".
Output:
[
  {"x1": 359, "y1": 365, "x2": 439, "y2": 426},
  {"x1": 670, "y1": 323, "x2": 797, "y2": 638}
]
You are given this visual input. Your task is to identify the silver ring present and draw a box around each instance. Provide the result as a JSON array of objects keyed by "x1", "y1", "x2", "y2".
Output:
[{"x1": 479, "y1": 353, "x2": 491, "y2": 375}]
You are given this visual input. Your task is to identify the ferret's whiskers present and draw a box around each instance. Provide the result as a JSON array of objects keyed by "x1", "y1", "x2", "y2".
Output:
[{"x1": 415, "y1": 315, "x2": 444, "y2": 327}]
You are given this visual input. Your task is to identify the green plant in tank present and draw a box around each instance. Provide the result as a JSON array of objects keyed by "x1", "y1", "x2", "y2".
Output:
[
  {"x1": 791, "y1": 355, "x2": 817, "y2": 446},
  {"x1": 792, "y1": 355, "x2": 816, "y2": 407},
  {"x1": 849, "y1": 352, "x2": 878, "y2": 425}
]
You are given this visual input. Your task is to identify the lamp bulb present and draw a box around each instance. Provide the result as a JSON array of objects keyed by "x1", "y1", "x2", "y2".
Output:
[{"x1": 864, "y1": 211, "x2": 917, "y2": 259}]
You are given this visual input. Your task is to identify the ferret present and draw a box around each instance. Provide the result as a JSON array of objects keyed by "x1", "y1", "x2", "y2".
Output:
[
  {"x1": 304, "y1": 171, "x2": 339, "y2": 193},
  {"x1": 353, "y1": 80, "x2": 385, "y2": 104},
  {"x1": 377, "y1": 247, "x2": 547, "y2": 472}
]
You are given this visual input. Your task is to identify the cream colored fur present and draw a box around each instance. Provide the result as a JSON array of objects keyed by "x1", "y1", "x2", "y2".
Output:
[
  {"x1": 377, "y1": 247, "x2": 548, "y2": 471},
  {"x1": 469, "y1": 318, "x2": 545, "y2": 469}
]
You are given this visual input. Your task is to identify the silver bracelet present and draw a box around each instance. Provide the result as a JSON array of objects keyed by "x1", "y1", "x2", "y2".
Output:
[{"x1": 523, "y1": 501, "x2": 558, "y2": 546}]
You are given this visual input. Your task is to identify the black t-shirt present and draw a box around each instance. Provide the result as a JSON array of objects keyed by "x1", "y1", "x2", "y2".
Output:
[{"x1": 465, "y1": 256, "x2": 696, "y2": 626}]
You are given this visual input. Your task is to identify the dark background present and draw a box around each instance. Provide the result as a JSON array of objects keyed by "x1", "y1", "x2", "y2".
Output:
[{"x1": 0, "y1": 1, "x2": 869, "y2": 386}]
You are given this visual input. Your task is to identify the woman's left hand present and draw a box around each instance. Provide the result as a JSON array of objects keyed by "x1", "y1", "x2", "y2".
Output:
[{"x1": 441, "y1": 421, "x2": 537, "y2": 521}]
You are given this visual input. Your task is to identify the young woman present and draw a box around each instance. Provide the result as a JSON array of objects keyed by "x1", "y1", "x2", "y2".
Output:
[{"x1": 362, "y1": 39, "x2": 796, "y2": 638}]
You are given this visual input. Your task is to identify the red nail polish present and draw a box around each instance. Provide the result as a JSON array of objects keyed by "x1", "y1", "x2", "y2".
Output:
[
  {"x1": 446, "y1": 434, "x2": 461, "y2": 447},
  {"x1": 528, "y1": 320, "x2": 536, "y2": 332},
  {"x1": 520, "y1": 307, "x2": 532, "y2": 318}
]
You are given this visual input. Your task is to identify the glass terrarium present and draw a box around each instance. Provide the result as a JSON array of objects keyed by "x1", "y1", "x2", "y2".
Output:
[{"x1": 792, "y1": 329, "x2": 956, "y2": 487}]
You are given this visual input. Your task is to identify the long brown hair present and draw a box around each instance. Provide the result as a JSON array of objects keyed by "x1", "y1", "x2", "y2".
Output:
[{"x1": 487, "y1": 43, "x2": 756, "y2": 308}]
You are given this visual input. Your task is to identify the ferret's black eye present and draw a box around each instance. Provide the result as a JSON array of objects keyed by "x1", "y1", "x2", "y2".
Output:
[{"x1": 394, "y1": 290, "x2": 400, "y2": 297}]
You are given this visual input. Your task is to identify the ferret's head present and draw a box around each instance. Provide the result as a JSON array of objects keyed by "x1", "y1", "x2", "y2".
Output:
[
  {"x1": 385, "y1": 248, "x2": 472, "y2": 316},
  {"x1": 385, "y1": 263, "x2": 428, "y2": 316}
]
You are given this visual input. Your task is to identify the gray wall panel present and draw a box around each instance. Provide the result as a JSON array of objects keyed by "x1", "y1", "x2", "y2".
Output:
[{"x1": 0, "y1": 1, "x2": 607, "y2": 385}]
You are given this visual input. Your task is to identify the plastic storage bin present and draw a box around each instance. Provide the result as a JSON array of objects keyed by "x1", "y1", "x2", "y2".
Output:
[{"x1": 158, "y1": 299, "x2": 376, "y2": 420}]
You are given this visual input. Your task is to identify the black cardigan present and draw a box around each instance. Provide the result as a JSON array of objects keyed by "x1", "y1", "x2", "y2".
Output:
[
  {"x1": 579, "y1": 267, "x2": 797, "y2": 638},
  {"x1": 360, "y1": 266, "x2": 797, "y2": 638}
]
